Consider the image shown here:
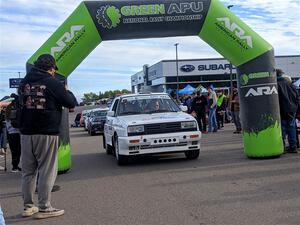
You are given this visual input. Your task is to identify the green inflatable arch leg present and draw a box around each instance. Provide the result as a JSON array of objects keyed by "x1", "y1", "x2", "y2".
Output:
[
  {"x1": 26, "y1": 0, "x2": 284, "y2": 159},
  {"x1": 58, "y1": 143, "x2": 72, "y2": 173}
]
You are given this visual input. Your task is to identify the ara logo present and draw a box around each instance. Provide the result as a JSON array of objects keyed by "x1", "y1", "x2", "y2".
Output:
[
  {"x1": 51, "y1": 25, "x2": 85, "y2": 57},
  {"x1": 180, "y1": 65, "x2": 195, "y2": 72},
  {"x1": 96, "y1": 6, "x2": 121, "y2": 29},
  {"x1": 245, "y1": 86, "x2": 278, "y2": 97},
  {"x1": 216, "y1": 17, "x2": 253, "y2": 48}
]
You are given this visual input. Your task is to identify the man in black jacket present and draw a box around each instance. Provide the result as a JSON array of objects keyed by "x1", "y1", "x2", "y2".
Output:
[
  {"x1": 19, "y1": 54, "x2": 77, "y2": 219},
  {"x1": 276, "y1": 69, "x2": 299, "y2": 153},
  {"x1": 191, "y1": 91, "x2": 208, "y2": 132}
]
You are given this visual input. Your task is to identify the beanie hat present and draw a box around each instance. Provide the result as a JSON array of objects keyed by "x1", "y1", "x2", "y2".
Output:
[{"x1": 34, "y1": 54, "x2": 58, "y2": 71}]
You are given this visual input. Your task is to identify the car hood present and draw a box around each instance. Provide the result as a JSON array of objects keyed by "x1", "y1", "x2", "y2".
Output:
[{"x1": 118, "y1": 112, "x2": 195, "y2": 126}]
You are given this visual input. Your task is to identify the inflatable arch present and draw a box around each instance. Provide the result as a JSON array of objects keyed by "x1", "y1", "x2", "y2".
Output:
[{"x1": 26, "y1": 0, "x2": 284, "y2": 170}]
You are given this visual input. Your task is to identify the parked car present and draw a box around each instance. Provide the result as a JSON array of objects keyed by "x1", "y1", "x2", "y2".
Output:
[
  {"x1": 103, "y1": 93, "x2": 201, "y2": 165},
  {"x1": 87, "y1": 108, "x2": 109, "y2": 135},
  {"x1": 79, "y1": 109, "x2": 93, "y2": 129}
]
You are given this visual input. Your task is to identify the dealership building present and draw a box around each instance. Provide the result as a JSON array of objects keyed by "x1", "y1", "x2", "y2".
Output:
[{"x1": 131, "y1": 55, "x2": 300, "y2": 93}]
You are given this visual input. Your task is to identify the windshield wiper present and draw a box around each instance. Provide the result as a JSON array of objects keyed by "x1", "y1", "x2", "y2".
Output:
[
  {"x1": 147, "y1": 109, "x2": 170, "y2": 114},
  {"x1": 120, "y1": 111, "x2": 140, "y2": 115}
]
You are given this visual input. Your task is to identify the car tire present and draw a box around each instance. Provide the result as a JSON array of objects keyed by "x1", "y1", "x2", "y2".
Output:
[
  {"x1": 114, "y1": 135, "x2": 128, "y2": 165},
  {"x1": 185, "y1": 149, "x2": 200, "y2": 159}
]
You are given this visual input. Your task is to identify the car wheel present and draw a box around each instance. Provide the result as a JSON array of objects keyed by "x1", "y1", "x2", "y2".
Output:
[
  {"x1": 185, "y1": 149, "x2": 200, "y2": 159},
  {"x1": 114, "y1": 135, "x2": 128, "y2": 165}
]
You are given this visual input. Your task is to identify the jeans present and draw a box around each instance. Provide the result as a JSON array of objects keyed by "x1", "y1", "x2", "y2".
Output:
[
  {"x1": 0, "y1": 206, "x2": 5, "y2": 225},
  {"x1": 0, "y1": 127, "x2": 8, "y2": 149},
  {"x1": 281, "y1": 119, "x2": 297, "y2": 149},
  {"x1": 208, "y1": 108, "x2": 217, "y2": 132},
  {"x1": 232, "y1": 111, "x2": 242, "y2": 131}
]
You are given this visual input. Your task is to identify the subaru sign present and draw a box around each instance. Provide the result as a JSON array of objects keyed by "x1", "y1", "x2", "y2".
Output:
[
  {"x1": 9, "y1": 78, "x2": 23, "y2": 88},
  {"x1": 180, "y1": 65, "x2": 195, "y2": 72}
]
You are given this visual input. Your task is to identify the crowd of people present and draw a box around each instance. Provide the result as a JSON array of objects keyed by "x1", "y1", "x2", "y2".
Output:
[
  {"x1": 174, "y1": 69, "x2": 300, "y2": 153},
  {"x1": 177, "y1": 84, "x2": 242, "y2": 134}
]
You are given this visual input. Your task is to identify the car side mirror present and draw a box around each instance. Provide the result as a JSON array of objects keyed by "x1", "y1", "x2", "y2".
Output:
[
  {"x1": 107, "y1": 111, "x2": 115, "y2": 117},
  {"x1": 180, "y1": 105, "x2": 188, "y2": 112}
]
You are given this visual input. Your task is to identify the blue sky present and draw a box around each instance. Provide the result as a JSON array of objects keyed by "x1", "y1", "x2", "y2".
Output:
[{"x1": 1, "y1": 0, "x2": 300, "y2": 101}]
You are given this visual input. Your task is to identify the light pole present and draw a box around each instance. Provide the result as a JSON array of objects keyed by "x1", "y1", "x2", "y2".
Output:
[
  {"x1": 227, "y1": 5, "x2": 234, "y2": 95},
  {"x1": 174, "y1": 43, "x2": 179, "y2": 101}
]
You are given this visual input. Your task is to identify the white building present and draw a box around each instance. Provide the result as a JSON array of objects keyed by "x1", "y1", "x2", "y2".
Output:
[{"x1": 131, "y1": 55, "x2": 300, "y2": 94}]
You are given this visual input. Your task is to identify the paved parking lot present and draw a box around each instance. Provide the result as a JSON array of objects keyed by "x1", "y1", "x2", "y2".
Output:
[{"x1": 1, "y1": 123, "x2": 300, "y2": 225}]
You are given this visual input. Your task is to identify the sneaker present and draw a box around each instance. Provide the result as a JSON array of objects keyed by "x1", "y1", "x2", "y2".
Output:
[
  {"x1": 285, "y1": 147, "x2": 298, "y2": 153},
  {"x1": 51, "y1": 185, "x2": 60, "y2": 192},
  {"x1": 34, "y1": 208, "x2": 65, "y2": 219},
  {"x1": 22, "y1": 205, "x2": 39, "y2": 217},
  {"x1": 11, "y1": 168, "x2": 19, "y2": 173}
]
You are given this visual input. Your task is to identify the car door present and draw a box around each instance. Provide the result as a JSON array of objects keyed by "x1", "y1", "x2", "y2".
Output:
[{"x1": 105, "y1": 98, "x2": 119, "y2": 145}]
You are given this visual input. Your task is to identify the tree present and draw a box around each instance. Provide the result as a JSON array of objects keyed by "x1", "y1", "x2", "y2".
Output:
[
  {"x1": 82, "y1": 89, "x2": 131, "y2": 102},
  {"x1": 82, "y1": 92, "x2": 99, "y2": 103}
]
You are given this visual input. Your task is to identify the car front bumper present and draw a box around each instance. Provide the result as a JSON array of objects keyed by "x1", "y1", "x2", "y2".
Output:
[{"x1": 118, "y1": 131, "x2": 201, "y2": 156}]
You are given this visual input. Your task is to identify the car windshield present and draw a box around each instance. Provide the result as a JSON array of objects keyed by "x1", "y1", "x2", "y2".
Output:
[
  {"x1": 92, "y1": 110, "x2": 107, "y2": 117},
  {"x1": 117, "y1": 95, "x2": 180, "y2": 116}
]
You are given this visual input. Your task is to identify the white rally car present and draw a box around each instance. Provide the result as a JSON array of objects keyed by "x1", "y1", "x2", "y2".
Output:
[{"x1": 103, "y1": 93, "x2": 201, "y2": 165}]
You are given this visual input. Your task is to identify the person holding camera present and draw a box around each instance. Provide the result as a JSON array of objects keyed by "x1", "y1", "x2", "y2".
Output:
[{"x1": 19, "y1": 54, "x2": 77, "y2": 219}]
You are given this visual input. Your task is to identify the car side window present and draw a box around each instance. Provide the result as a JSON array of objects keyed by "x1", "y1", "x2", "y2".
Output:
[{"x1": 112, "y1": 99, "x2": 119, "y2": 112}]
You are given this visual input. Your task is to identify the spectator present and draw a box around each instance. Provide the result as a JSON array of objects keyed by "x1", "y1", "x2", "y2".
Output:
[
  {"x1": 191, "y1": 91, "x2": 207, "y2": 132},
  {"x1": 74, "y1": 113, "x2": 81, "y2": 127},
  {"x1": 229, "y1": 87, "x2": 242, "y2": 134},
  {"x1": 207, "y1": 85, "x2": 218, "y2": 132},
  {"x1": 19, "y1": 54, "x2": 77, "y2": 219},
  {"x1": 216, "y1": 90, "x2": 226, "y2": 129},
  {"x1": 0, "y1": 109, "x2": 8, "y2": 155},
  {"x1": 5, "y1": 103, "x2": 21, "y2": 172},
  {"x1": 276, "y1": 69, "x2": 299, "y2": 153}
]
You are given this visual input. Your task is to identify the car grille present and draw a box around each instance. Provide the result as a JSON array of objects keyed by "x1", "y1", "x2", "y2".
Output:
[
  {"x1": 145, "y1": 122, "x2": 181, "y2": 134},
  {"x1": 128, "y1": 122, "x2": 197, "y2": 136}
]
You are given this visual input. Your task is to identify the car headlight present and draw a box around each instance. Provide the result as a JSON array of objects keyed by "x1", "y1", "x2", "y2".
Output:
[
  {"x1": 181, "y1": 121, "x2": 197, "y2": 129},
  {"x1": 128, "y1": 125, "x2": 144, "y2": 134}
]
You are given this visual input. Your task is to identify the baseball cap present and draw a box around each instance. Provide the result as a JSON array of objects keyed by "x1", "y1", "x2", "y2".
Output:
[{"x1": 34, "y1": 54, "x2": 58, "y2": 71}]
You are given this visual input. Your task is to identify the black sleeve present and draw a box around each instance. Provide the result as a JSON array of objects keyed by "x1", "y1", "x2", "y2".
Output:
[{"x1": 50, "y1": 80, "x2": 77, "y2": 108}]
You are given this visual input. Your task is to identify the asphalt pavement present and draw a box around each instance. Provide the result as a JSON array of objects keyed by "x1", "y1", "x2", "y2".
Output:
[{"x1": 1, "y1": 120, "x2": 300, "y2": 225}]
